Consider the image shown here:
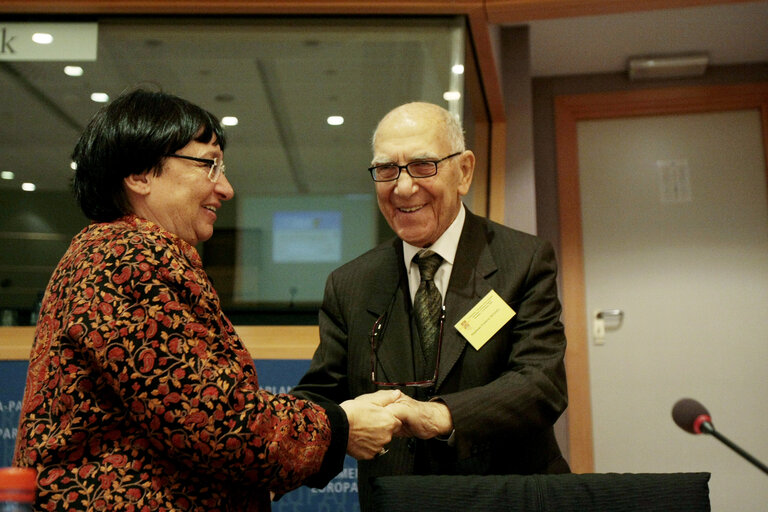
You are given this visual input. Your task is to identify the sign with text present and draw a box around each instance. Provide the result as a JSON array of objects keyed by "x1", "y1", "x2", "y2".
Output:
[{"x1": 0, "y1": 23, "x2": 97, "y2": 61}]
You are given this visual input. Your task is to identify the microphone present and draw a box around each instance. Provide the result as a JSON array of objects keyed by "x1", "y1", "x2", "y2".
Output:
[
  {"x1": 672, "y1": 398, "x2": 768, "y2": 476},
  {"x1": 672, "y1": 398, "x2": 715, "y2": 435}
]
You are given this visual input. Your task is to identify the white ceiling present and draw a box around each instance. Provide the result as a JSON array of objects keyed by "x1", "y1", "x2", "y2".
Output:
[
  {"x1": 1, "y1": 3, "x2": 766, "y2": 198},
  {"x1": 525, "y1": 1, "x2": 768, "y2": 76}
]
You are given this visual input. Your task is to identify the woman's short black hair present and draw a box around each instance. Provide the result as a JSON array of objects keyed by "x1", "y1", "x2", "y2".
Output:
[{"x1": 72, "y1": 88, "x2": 227, "y2": 222}]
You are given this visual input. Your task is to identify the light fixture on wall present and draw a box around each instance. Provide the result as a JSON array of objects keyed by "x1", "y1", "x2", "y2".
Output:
[{"x1": 627, "y1": 53, "x2": 709, "y2": 81}]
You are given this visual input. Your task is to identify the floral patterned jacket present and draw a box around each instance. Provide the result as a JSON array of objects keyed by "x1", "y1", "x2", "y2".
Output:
[{"x1": 13, "y1": 215, "x2": 347, "y2": 511}]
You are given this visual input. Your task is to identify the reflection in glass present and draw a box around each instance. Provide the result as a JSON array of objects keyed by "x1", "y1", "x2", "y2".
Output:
[{"x1": 0, "y1": 16, "x2": 468, "y2": 323}]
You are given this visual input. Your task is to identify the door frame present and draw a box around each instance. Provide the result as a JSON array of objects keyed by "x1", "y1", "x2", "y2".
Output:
[{"x1": 554, "y1": 82, "x2": 768, "y2": 473}]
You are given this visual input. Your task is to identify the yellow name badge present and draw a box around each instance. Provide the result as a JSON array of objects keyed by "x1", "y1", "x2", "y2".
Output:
[{"x1": 455, "y1": 290, "x2": 516, "y2": 350}]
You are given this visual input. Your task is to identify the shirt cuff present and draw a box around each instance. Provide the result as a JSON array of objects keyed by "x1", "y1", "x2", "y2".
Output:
[{"x1": 428, "y1": 396, "x2": 455, "y2": 445}]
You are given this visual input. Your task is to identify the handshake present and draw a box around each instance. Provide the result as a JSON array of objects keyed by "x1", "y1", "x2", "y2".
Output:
[{"x1": 339, "y1": 390, "x2": 453, "y2": 460}]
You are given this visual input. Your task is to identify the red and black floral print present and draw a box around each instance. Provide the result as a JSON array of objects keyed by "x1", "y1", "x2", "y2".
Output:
[{"x1": 14, "y1": 215, "x2": 340, "y2": 511}]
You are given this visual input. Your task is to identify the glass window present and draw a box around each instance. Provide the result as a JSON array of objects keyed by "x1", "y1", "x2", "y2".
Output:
[{"x1": 0, "y1": 16, "x2": 475, "y2": 325}]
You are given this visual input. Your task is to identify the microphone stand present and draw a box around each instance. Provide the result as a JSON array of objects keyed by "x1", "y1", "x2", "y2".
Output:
[{"x1": 700, "y1": 422, "x2": 768, "y2": 476}]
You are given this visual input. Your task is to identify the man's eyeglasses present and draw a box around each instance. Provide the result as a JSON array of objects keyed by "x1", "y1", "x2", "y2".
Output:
[
  {"x1": 369, "y1": 306, "x2": 445, "y2": 388},
  {"x1": 368, "y1": 152, "x2": 462, "y2": 182},
  {"x1": 164, "y1": 154, "x2": 226, "y2": 183}
]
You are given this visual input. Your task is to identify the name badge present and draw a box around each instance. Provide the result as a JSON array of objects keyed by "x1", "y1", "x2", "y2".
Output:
[{"x1": 455, "y1": 290, "x2": 515, "y2": 350}]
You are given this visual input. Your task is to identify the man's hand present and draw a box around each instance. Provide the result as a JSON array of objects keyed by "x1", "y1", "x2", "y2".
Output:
[
  {"x1": 341, "y1": 390, "x2": 403, "y2": 460},
  {"x1": 386, "y1": 395, "x2": 453, "y2": 439}
]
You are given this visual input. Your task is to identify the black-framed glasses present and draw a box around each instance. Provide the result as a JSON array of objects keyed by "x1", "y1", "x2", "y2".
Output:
[
  {"x1": 368, "y1": 152, "x2": 462, "y2": 182},
  {"x1": 164, "y1": 154, "x2": 226, "y2": 183},
  {"x1": 369, "y1": 305, "x2": 445, "y2": 388}
]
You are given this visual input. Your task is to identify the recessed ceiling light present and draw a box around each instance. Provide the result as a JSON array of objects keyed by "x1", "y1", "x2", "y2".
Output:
[
  {"x1": 327, "y1": 116, "x2": 344, "y2": 126},
  {"x1": 21, "y1": 182, "x2": 36, "y2": 192},
  {"x1": 91, "y1": 92, "x2": 109, "y2": 103},
  {"x1": 452, "y1": 64, "x2": 465, "y2": 75},
  {"x1": 1, "y1": 171, "x2": 14, "y2": 180},
  {"x1": 221, "y1": 116, "x2": 238, "y2": 127},
  {"x1": 32, "y1": 33, "x2": 53, "y2": 45},
  {"x1": 64, "y1": 66, "x2": 84, "y2": 77},
  {"x1": 443, "y1": 91, "x2": 461, "y2": 101}
]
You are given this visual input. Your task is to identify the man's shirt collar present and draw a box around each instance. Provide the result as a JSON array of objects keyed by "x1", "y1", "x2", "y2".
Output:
[{"x1": 403, "y1": 203, "x2": 465, "y2": 268}]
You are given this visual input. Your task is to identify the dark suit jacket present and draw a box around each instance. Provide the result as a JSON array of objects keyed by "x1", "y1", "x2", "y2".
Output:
[{"x1": 292, "y1": 209, "x2": 569, "y2": 510}]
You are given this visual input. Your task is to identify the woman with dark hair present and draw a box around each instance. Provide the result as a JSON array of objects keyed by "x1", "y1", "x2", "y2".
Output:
[{"x1": 13, "y1": 89, "x2": 402, "y2": 511}]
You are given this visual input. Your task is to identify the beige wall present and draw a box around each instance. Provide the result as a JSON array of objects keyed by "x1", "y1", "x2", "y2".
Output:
[{"x1": 532, "y1": 63, "x2": 768, "y2": 257}]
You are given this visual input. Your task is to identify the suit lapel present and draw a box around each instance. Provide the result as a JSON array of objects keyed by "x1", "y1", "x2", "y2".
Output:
[
  {"x1": 367, "y1": 241, "x2": 418, "y2": 386},
  {"x1": 368, "y1": 212, "x2": 500, "y2": 391},
  {"x1": 436, "y1": 211, "x2": 498, "y2": 390}
]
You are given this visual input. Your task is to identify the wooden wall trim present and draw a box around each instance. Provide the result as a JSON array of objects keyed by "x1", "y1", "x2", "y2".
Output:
[
  {"x1": 488, "y1": 121, "x2": 507, "y2": 222},
  {"x1": 465, "y1": 7, "x2": 505, "y2": 125},
  {"x1": 555, "y1": 81, "x2": 768, "y2": 475},
  {"x1": 555, "y1": 82, "x2": 768, "y2": 119},
  {"x1": 554, "y1": 98, "x2": 593, "y2": 473},
  {"x1": 0, "y1": 0, "x2": 750, "y2": 17},
  {"x1": 0, "y1": 325, "x2": 320, "y2": 360},
  {"x1": 0, "y1": 1, "x2": 479, "y2": 15},
  {"x1": 0, "y1": 327, "x2": 37, "y2": 361}
]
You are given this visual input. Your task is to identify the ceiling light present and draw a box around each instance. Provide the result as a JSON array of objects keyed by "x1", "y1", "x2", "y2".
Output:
[
  {"x1": 70, "y1": 161, "x2": 78, "y2": 170},
  {"x1": 64, "y1": 66, "x2": 84, "y2": 77},
  {"x1": 221, "y1": 116, "x2": 238, "y2": 127},
  {"x1": 628, "y1": 53, "x2": 709, "y2": 81},
  {"x1": 32, "y1": 33, "x2": 53, "y2": 45},
  {"x1": 327, "y1": 116, "x2": 344, "y2": 126},
  {"x1": 90, "y1": 92, "x2": 109, "y2": 103},
  {"x1": 443, "y1": 91, "x2": 461, "y2": 101},
  {"x1": 21, "y1": 182, "x2": 36, "y2": 192},
  {"x1": 1, "y1": 171, "x2": 14, "y2": 180},
  {"x1": 452, "y1": 64, "x2": 465, "y2": 75}
]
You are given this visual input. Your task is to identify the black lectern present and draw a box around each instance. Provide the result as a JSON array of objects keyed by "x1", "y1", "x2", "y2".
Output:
[{"x1": 371, "y1": 472, "x2": 710, "y2": 512}]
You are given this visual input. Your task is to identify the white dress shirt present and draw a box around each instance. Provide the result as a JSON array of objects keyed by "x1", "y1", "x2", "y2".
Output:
[{"x1": 402, "y1": 204, "x2": 466, "y2": 304}]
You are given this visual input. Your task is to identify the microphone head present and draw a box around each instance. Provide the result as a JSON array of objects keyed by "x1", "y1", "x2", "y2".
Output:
[{"x1": 672, "y1": 398, "x2": 713, "y2": 434}]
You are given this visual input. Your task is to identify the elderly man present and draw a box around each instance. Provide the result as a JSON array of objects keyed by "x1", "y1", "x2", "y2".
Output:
[{"x1": 292, "y1": 102, "x2": 570, "y2": 510}]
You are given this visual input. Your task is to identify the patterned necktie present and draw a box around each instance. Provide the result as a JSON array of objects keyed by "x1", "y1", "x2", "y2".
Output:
[{"x1": 413, "y1": 252, "x2": 444, "y2": 379}]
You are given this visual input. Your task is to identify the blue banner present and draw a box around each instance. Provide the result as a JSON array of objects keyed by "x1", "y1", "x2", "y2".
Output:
[{"x1": 0, "y1": 361, "x2": 25, "y2": 467}]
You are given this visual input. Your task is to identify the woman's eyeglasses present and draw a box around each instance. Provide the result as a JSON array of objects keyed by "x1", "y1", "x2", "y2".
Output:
[
  {"x1": 164, "y1": 154, "x2": 226, "y2": 183},
  {"x1": 369, "y1": 306, "x2": 445, "y2": 388}
]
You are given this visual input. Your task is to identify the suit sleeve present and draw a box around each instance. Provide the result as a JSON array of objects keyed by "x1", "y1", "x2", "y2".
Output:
[
  {"x1": 436, "y1": 239, "x2": 568, "y2": 458},
  {"x1": 291, "y1": 270, "x2": 354, "y2": 406}
]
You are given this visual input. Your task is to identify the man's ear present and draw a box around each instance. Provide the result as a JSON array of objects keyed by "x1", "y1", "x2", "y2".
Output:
[
  {"x1": 123, "y1": 172, "x2": 152, "y2": 196},
  {"x1": 457, "y1": 150, "x2": 475, "y2": 196}
]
